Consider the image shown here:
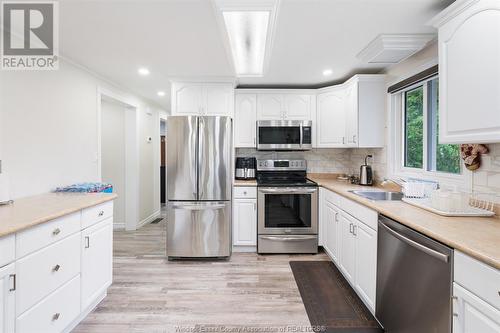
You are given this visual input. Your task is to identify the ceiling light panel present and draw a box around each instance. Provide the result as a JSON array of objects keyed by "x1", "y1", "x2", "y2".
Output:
[{"x1": 222, "y1": 11, "x2": 270, "y2": 76}]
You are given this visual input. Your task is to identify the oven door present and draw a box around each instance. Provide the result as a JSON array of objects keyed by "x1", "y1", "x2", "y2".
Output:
[
  {"x1": 257, "y1": 120, "x2": 312, "y2": 150},
  {"x1": 258, "y1": 187, "x2": 318, "y2": 235}
]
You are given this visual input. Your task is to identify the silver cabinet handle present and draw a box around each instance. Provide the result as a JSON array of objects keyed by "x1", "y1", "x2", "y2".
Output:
[
  {"x1": 349, "y1": 223, "x2": 353, "y2": 234},
  {"x1": 52, "y1": 313, "x2": 60, "y2": 321},
  {"x1": 342, "y1": 137, "x2": 345, "y2": 144},
  {"x1": 335, "y1": 212, "x2": 339, "y2": 222},
  {"x1": 98, "y1": 210, "x2": 104, "y2": 217},
  {"x1": 253, "y1": 137, "x2": 256, "y2": 145},
  {"x1": 52, "y1": 228, "x2": 61, "y2": 236},
  {"x1": 353, "y1": 224, "x2": 357, "y2": 236},
  {"x1": 379, "y1": 222, "x2": 449, "y2": 263},
  {"x1": 9, "y1": 274, "x2": 16, "y2": 291},
  {"x1": 52, "y1": 264, "x2": 61, "y2": 272},
  {"x1": 84, "y1": 236, "x2": 90, "y2": 249},
  {"x1": 353, "y1": 135, "x2": 357, "y2": 143},
  {"x1": 253, "y1": 202, "x2": 257, "y2": 211}
]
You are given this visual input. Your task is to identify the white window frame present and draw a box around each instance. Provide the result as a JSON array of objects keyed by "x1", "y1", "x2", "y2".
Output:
[{"x1": 388, "y1": 75, "x2": 472, "y2": 190}]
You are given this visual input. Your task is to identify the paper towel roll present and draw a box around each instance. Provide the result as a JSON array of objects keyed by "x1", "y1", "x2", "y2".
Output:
[{"x1": 0, "y1": 173, "x2": 11, "y2": 204}]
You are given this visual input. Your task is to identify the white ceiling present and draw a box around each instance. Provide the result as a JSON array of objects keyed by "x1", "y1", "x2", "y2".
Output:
[{"x1": 59, "y1": 0, "x2": 453, "y2": 109}]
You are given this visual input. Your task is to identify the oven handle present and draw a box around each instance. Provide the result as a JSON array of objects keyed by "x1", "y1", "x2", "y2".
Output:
[
  {"x1": 259, "y1": 188, "x2": 317, "y2": 194},
  {"x1": 260, "y1": 235, "x2": 317, "y2": 241}
]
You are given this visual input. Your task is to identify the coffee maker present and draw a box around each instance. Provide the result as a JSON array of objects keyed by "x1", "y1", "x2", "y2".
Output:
[{"x1": 235, "y1": 157, "x2": 256, "y2": 180}]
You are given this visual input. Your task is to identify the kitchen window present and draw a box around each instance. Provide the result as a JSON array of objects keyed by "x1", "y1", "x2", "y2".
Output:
[{"x1": 391, "y1": 75, "x2": 463, "y2": 182}]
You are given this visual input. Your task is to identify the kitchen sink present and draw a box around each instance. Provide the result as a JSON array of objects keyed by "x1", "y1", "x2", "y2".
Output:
[{"x1": 349, "y1": 190, "x2": 404, "y2": 201}]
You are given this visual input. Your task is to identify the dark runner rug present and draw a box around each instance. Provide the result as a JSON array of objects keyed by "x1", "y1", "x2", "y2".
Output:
[
  {"x1": 150, "y1": 218, "x2": 163, "y2": 224},
  {"x1": 290, "y1": 261, "x2": 383, "y2": 333}
]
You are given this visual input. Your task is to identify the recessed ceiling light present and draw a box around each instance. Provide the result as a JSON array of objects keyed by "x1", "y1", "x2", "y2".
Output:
[
  {"x1": 157, "y1": 91, "x2": 166, "y2": 97},
  {"x1": 323, "y1": 69, "x2": 333, "y2": 76},
  {"x1": 138, "y1": 67, "x2": 150, "y2": 76}
]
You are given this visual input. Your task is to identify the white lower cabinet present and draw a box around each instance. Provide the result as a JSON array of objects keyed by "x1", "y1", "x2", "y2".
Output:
[
  {"x1": 233, "y1": 199, "x2": 257, "y2": 246},
  {"x1": 353, "y1": 220, "x2": 377, "y2": 311},
  {"x1": 16, "y1": 276, "x2": 81, "y2": 333},
  {"x1": 453, "y1": 283, "x2": 500, "y2": 333},
  {"x1": 0, "y1": 263, "x2": 15, "y2": 333},
  {"x1": 233, "y1": 186, "x2": 257, "y2": 248},
  {"x1": 320, "y1": 188, "x2": 378, "y2": 314},
  {"x1": 81, "y1": 218, "x2": 113, "y2": 310}
]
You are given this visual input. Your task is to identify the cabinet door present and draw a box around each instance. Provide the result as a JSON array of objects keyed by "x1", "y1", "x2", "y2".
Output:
[
  {"x1": 284, "y1": 94, "x2": 311, "y2": 120},
  {"x1": 257, "y1": 94, "x2": 283, "y2": 120},
  {"x1": 81, "y1": 218, "x2": 113, "y2": 310},
  {"x1": 0, "y1": 264, "x2": 15, "y2": 333},
  {"x1": 437, "y1": 1, "x2": 500, "y2": 144},
  {"x1": 453, "y1": 283, "x2": 500, "y2": 333},
  {"x1": 325, "y1": 203, "x2": 340, "y2": 263},
  {"x1": 354, "y1": 220, "x2": 377, "y2": 312},
  {"x1": 172, "y1": 83, "x2": 203, "y2": 115},
  {"x1": 339, "y1": 213, "x2": 355, "y2": 282},
  {"x1": 317, "y1": 89, "x2": 346, "y2": 147},
  {"x1": 233, "y1": 199, "x2": 257, "y2": 246},
  {"x1": 344, "y1": 81, "x2": 358, "y2": 147},
  {"x1": 204, "y1": 84, "x2": 233, "y2": 116},
  {"x1": 234, "y1": 94, "x2": 257, "y2": 148}
]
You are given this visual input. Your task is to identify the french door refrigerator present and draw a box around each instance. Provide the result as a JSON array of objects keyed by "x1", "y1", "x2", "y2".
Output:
[{"x1": 166, "y1": 116, "x2": 232, "y2": 259}]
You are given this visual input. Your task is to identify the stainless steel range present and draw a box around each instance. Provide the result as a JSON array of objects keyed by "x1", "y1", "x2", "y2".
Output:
[{"x1": 257, "y1": 159, "x2": 318, "y2": 254}]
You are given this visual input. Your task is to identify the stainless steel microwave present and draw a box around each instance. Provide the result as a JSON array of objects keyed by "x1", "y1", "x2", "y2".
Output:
[{"x1": 256, "y1": 120, "x2": 312, "y2": 151}]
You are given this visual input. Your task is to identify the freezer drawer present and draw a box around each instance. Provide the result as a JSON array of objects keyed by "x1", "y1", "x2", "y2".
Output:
[{"x1": 167, "y1": 201, "x2": 231, "y2": 258}]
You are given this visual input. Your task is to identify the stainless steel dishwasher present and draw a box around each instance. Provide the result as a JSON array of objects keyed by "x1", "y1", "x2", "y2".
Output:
[{"x1": 376, "y1": 215, "x2": 453, "y2": 333}]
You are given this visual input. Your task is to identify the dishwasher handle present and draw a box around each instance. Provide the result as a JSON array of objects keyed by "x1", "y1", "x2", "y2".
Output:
[{"x1": 379, "y1": 221, "x2": 449, "y2": 263}]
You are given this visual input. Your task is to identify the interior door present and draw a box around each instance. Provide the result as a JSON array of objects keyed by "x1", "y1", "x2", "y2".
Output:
[
  {"x1": 167, "y1": 116, "x2": 198, "y2": 201},
  {"x1": 167, "y1": 201, "x2": 231, "y2": 257},
  {"x1": 198, "y1": 117, "x2": 232, "y2": 201}
]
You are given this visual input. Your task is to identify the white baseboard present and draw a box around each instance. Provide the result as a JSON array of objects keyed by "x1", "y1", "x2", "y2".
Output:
[
  {"x1": 232, "y1": 246, "x2": 257, "y2": 253},
  {"x1": 113, "y1": 222, "x2": 125, "y2": 230},
  {"x1": 137, "y1": 210, "x2": 161, "y2": 229}
]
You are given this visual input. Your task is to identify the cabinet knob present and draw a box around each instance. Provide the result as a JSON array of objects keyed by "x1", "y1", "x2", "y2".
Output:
[
  {"x1": 52, "y1": 264, "x2": 61, "y2": 272},
  {"x1": 52, "y1": 313, "x2": 60, "y2": 321},
  {"x1": 52, "y1": 228, "x2": 61, "y2": 236},
  {"x1": 243, "y1": 191, "x2": 247, "y2": 195},
  {"x1": 98, "y1": 210, "x2": 104, "y2": 217},
  {"x1": 452, "y1": 313, "x2": 459, "y2": 317}
]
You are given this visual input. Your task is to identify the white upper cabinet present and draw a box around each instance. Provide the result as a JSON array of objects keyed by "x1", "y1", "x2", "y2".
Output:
[
  {"x1": 257, "y1": 93, "x2": 313, "y2": 121},
  {"x1": 234, "y1": 94, "x2": 257, "y2": 148},
  {"x1": 316, "y1": 75, "x2": 385, "y2": 148},
  {"x1": 171, "y1": 82, "x2": 234, "y2": 117},
  {"x1": 257, "y1": 94, "x2": 284, "y2": 120},
  {"x1": 283, "y1": 95, "x2": 311, "y2": 120},
  {"x1": 317, "y1": 87, "x2": 346, "y2": 147},
  {"x1": 431, "y1": 0, "x2": 500, "y2": 144}
]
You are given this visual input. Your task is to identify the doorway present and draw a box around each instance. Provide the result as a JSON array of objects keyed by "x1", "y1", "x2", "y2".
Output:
[{"x1": 98, "y1": 88, "x2": 140, "y2": 231}]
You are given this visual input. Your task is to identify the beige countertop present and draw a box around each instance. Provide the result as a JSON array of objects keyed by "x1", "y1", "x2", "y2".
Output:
[
  {"x1": 233, "y1": 179, "x2": 257, "y2": 186},
  {"x1": 0, "y1": 192, "x2": 117, "y2": 238},
  {"x1": 308, "y1": 174, "x2": 500, "y2": 270}
]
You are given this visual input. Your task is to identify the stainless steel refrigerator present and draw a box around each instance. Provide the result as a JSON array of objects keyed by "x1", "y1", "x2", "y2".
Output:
[{"x1": 166, "y1": 116, "x2": 232, "y2": 259}]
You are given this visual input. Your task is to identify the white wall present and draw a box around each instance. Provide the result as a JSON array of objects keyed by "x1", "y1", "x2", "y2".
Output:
[
  {"x1": 0, "y1": 60, "x2": 165, "y2": 227},
  {"x1": 101, "y1": 99, "x2": 126, "y2": 227}
]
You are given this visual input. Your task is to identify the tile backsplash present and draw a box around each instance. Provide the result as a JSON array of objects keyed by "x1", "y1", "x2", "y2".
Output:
[
  {"x1": 236, "y1": 147, "x2": 387, "y2": 182},
  {"x1": 471, "y1": 143, "x2": 500, "y2": 203}
]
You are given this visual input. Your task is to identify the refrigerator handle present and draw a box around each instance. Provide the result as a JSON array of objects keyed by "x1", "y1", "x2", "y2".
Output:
[
  {"x1": 197, "y1": 117, "x2": 203, "y2": 199},
  {"x1": 195, "y1": 117, "x2": 200, "y2": 200}
]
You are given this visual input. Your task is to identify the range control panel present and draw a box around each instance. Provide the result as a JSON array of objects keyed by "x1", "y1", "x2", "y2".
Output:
[{"x1": 257, "y1": 159, "x2": 307, "y2": 171}]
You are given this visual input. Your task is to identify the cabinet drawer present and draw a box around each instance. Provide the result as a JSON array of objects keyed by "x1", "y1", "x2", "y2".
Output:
[
  {"x1": 0, "y1": 234, "x2": 15, "y2": 268},
  {"x1": 16, "y1": 212, "x2": 81, "y2": 259},
  {"x1": 16, "y1": 233, "x2": 81, "y2": 315},
  {"x1": 16, "y1": 275, "x2": 81, "y2": 333},
  {"x1": 234, "y1": 186, "x2": 257, "y2": 199},
  {"x1": 454, "y1": 251, "x2": 500, "y2": 311},
  {"x1": 339, "y1": 196, "x2": 378, "y2": 230},
  {"x1": 81, "y1": 201, "x2": 113, "y2": 229}
]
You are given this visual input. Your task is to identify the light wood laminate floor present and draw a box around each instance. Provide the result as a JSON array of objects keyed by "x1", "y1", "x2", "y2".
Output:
[{"x1": 74, "y1": 214, "x2": 328, "y2": 333}]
